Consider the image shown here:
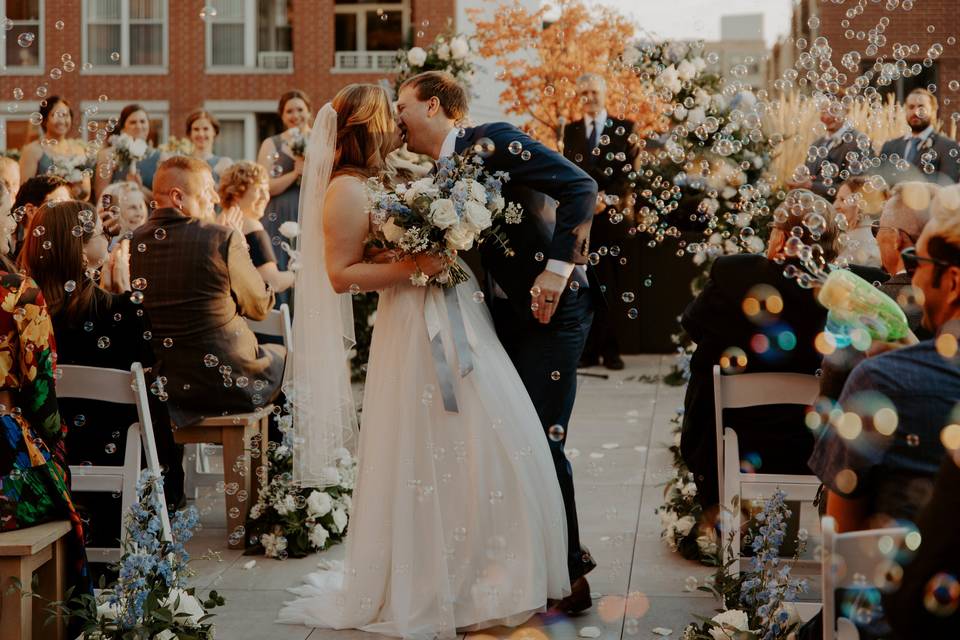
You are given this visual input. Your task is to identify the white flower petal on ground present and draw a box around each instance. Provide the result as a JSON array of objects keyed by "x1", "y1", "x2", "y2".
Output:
[
  {"x1": 578, "y1": 626, "x2": 602, "y2": 638},
  {"x1": 243, "y1": 560, "x2": 257, "y2": 570},
  {"x1": 651, "y1": 628, "x2": 673, "y2": 636}
]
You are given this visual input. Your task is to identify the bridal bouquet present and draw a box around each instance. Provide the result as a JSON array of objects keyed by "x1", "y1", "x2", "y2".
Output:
[
  {"x1": 367, "y1": 143, "x2": 523, "y2": 287},
  {"x1": 48, "y1": 470, "x2": 225, "y2": 639},
  {"x1": 158, "y1": 136, "x2": 194, "y2": 157},
  {"x1": 111, "y1": 132, "x2": 148, "y2": 168},
  {"x1": 287, "y1": 128, "x2": 307, "y2": 158},
  {"x1": 48, "y1": 153, "x2": 92, "y2": 184}
]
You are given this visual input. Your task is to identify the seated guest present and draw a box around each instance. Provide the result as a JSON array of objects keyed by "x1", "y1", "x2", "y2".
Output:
[
  {"x1": 835, "y1": 176, "x2": 883, "y2": 268},
  {"x1": 878, "y1": 88, "x2": 960, "y2": 186},
  {"x1": 11, "y1": 175, "x2": 72, "y2": 256},
  {"x1": 129, "y1": 156, "x2": 284, "y2": 426},
  {"x1": 18, "y1": 199, "x2": 180, "y2": 540},
  {"x1": 0, "y1": 156, "x2": 20, "y2": 197},
  {"x1": 0, "y1": 204, "x2": 91, "y2": 601},
  {"x1": 883, "y1": 452, "x2": 960, "y2": 637},
  {"x1": 218, "y1": 161, "x2": 295, "y2": 293},
  {"x1": 788, "y1": 99, "x2": 874, "y2": 199},
  {"x1": 680, "y1": 189, "x2": 842, "y2": 509},
  {"x1": 809, "y1": 185, "x2": 960, "y2": 532}
]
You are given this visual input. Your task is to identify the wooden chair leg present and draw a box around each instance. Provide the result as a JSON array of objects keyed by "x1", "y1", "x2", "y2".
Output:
[
  {"x1": 250, "y1": 416, "x2": 269, "y2": 509},
  {"x1": 0, "y1": 556, "x2": 32, "y2": 640},
  {"x1": 221, "y1": 426, "x2": 247, "y2": 550},
  {"x1": 33, "y1": 538, "x2": 65, "y2": 640}
]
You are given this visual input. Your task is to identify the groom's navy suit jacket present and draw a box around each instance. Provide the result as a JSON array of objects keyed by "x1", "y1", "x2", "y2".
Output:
[{"x1": 455, "y1": 123, "x2": 598, "y2": 320}]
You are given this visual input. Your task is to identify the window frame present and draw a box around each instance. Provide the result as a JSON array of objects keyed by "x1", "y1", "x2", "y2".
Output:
[
  {"x1": 0, "y1": 0, "x2": 44, "y2": 75},
  {"x1": 204, "y1": 100, "x2": 276, "y2": 161},
  {"x1": 0, "y1": 101, "x2": 42, "y2": 151},
  {"x1": 332, "y1": 0, "x2": 409, "y2": 74},
  {"x1": 80, "y1": 0, "x2": 169, "y2": 75},
  {"x1": 204, "y1": 0, "x2": 294, "y2": 74}
]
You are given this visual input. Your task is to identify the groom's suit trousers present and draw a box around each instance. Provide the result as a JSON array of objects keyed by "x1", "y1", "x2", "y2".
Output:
[{"x1": 490, "y1": 287, "x2": 595, "y2": 582}]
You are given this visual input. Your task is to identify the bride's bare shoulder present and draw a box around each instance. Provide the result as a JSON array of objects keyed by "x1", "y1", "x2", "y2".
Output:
[
  {"x1": 324, "y1": 174, "x2": 369, "y2": 219},
  {"x1": 327, "y1": 173, "x2": 367, "y2": 194}
]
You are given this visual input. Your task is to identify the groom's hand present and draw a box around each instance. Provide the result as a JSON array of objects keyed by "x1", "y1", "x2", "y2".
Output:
[{"x1": 531, "y1": 269, "x2": 567, "y2": 324}]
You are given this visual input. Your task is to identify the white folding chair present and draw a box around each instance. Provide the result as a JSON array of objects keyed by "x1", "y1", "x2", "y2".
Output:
[
  {"x1": 820, "y1": 516, "x2": 908, "y2": 640},
  {"x1": 59, "y1": 362, "x2": 172, "y2": 563},
  {"x1": 714, "y1": 364, "x2": 822, "y2": 571}
]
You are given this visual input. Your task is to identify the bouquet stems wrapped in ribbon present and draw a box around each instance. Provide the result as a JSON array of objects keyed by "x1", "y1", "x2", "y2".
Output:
[{"x1": 817, "y1": 268, "x2": 910, "y2": 347}]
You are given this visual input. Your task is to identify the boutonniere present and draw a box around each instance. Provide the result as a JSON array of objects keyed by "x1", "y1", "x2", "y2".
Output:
[{"x1": 919, "y1": 135, "x2": 934, "y2": 152}]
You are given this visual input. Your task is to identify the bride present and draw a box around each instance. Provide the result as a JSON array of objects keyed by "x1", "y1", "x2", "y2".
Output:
[{"x1": 276, "y1": 84, "x2": 571, "y2": 638}]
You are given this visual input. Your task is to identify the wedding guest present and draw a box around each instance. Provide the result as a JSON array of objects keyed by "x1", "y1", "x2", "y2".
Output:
[
  {"x1": 93, "y1": 103, "x2": 161, "y2": 200},
  {"x1": 0, "y1": 156, "x2": 21, "y2": 196},
  {"x1": 809, "y1": 185, "x2": 960, "y2": 532},
  {"x1": 563, "y1": 73, "x2": 642, "y2": 370},
  {"x1": 835, "y1": 176, "x2": 883, "y2": 268},
  {"x1": 680, "y1": 190, "x2": 841, "y2": 509},
  {"x1": 129, "y1": 156, "x2": 284, "y2": 426},
  {"x1": 878, "y1": 88, "x2": 960, "y2": 186},
  {"x1": 256, "y1": 90, "x2": 310, "y2": 280},
  {"x1": 19, "y1": 199, "x2": 181, "y2": 536},
  {"x1": 0, "y1": 227, "x2": 92, "y2": 603},
  {"x1": 11, "y1": 175, "x2": 71, "y2": 256},
  {"x1": 787, "y1": 100, "x2": 873, "y2": 199},
  {"x1": 99, "y1": 181, "x2": 149, "y2": 241},
  {"x1": 186, "y1": 109, "x2": 232, "y2": 184},
  {"x1": 18, "y1": 96, "x2": 91, "y2": 201},
  {"x1": 218, "y1": 161, "x2": 295, "y2": 293},
  {"x1": 883, "y1": 452, "x2": 960, "y2": 637}
]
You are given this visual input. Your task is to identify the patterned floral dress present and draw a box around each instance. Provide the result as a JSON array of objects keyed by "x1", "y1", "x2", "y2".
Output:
[{"x1": 0, "y1": 272, "x2": 90, "y2": 596}]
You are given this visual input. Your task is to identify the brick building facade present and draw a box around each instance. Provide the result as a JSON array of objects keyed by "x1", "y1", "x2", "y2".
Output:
[
  {"x1": 770, "y1": 0, "x2": 960, "y2": 124},
  {"x1": 0, "y1": 0, "x2": 455, "y2": 160}
]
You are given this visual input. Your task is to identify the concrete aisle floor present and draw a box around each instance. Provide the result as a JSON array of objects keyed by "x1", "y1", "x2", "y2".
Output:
[{"x1": 184, "y1": 355, "x2": 721, "y2": 640}]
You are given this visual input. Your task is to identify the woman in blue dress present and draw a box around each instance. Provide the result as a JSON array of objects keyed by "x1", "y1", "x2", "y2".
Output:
[
  {"x1": 19, "y1": 96, "x2": 92, "y2": 201},
  {"x1": 186, "y1": 109, "x2": 232, "y2": 185},
  {"x1": 93, "y1": 103, "x2": 161, "y2": 201}
]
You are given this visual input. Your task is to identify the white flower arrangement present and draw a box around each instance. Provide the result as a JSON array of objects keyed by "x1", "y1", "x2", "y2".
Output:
[
  {"x1": 110, "y1": 132, "x2": 148, "y2": 168},
  {"x1": 367, "y1": 142, "x2": 522, "y2": 287},
  {"x1": 394, "y1": 27, "x2": 477, "y2": 97}
]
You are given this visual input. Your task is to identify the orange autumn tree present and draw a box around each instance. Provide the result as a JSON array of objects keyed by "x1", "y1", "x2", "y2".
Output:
[{"x1": 469, "y1": 0, "x2": 661, "y2": 148}]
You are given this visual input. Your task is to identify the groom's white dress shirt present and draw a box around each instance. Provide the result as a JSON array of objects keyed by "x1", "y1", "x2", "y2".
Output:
[{"x1": 439, "y1": 127, "x2": 578, "y2": 287}]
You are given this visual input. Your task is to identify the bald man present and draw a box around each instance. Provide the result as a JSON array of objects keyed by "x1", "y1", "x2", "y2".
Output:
[{"x1": 130, "y1": 155, "x2": 284, "y2": 427}]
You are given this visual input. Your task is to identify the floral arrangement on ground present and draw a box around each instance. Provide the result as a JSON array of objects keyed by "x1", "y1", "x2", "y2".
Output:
[
  {"x1": 680, "y1": 489, "x2": 809, "y2": 640},
  {"x1": 47, "y1": 470, "x2": 225, "y2": 639},
  {"x1": 655, "y1": 409, "x2": 717, "y2": 564},
  {"x1": 245, "y1": 406, "x2": 356, "y2": 559}
]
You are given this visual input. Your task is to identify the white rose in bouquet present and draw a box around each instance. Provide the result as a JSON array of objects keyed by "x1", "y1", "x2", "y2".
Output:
[
  {"x1": 692, "y1": 56, "x2": 707, "y2": 72},
  {"x1": 279, "y1": 221, "x2": 300, "y2": 240},
  {"x1": 450, "y1": 36, "x2": 470, "y2": 60},
  {"x1": 429, "y1": 198, "x2": 460, "y2": 229},
  {"x1": 160, "y1": 589, "x2": 206, "y2": 627},
  {"x1": 407, "y1": 47, "x2": 428, "y2": 67},
  {"x1": 381, "y1": 217, "x2": 405, "y2": 243},
  {"x1": 709, "y1": 609, "x2": 750, "y2": 640},
  {"x1": 677, "y1": 59, "x2": 697, "y2": 81},
  {"x1": 655, "y1": 65, "x2": 682, "y2": 94},
  {"x1": 309, "y1": 523, "x2": 330, "y2": 548},
  {"x1": 306, "y1": 490, "x2": 333, "y2": 517},
  {"x1": 320, "y1": 466, "x2": 342, "y2": 486},
  {"x1": 687, "y1": 107, "x2": 707, "y2": 126},
  {"x1": 463, "y1": 200, "x2": 492, "y2": 231},
  {"x1": 405, "y1": 177, "x2": 439, "y2": 205},
  {"x1": 489, "y1": 193, "x2": 505, "y2": 213},
  {"x1": 275, "y1": 494, "x2": 297, "y2": 516},
  {"x1": 466, "y1": 179, "x2": 487, "y2": 203},
  {"x1": 437, "y1": 42, "x2": 451, "y2": 60},
  {"x1": 129, "y1": 137, "x2": 148, "y2": 159},
  {"x1": 332, "y1": 507, "x2": 349, "y2": 533},
  {"x1": 445, "y1": 223, "x2": 476, "y2": 250}
]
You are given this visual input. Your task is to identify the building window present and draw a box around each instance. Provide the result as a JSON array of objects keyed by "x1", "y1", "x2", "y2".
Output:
[
  {"x1": 205, "y1": 101, "x2": 282, "y2": 161},
  {"x1": 861, "y1": 59, "x2": 938, "y2": 103},
  {"x1": 0, "y1": 107, "x2": 40, "y2": 153},
  {"x1": 82, "y1": 0, "x2": 167, "y2": 71},
  {"x1": 1, "y1": 0, "x2": 43, "y2": 73},
  {"x1": 334, "y1": 0, "x2": 409, "y2": 73},
  {"x1": 207, "y1": 0, "x2": 293, "y2": 71}
]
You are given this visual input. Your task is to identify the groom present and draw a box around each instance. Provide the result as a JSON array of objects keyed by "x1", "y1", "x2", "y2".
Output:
[{"x1": 397, "y1": 71, "x2": 599, "y2": 612}]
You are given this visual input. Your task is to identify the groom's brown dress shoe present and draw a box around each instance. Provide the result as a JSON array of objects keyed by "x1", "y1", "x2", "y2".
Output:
[{"x1": 554, "y1": 576, "x2": 592, "y2": 615}]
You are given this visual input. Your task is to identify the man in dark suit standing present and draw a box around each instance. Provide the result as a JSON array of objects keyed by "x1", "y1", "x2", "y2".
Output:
[
  {"x1": 397, "y1": 71, "x2": 598, "y2": 612},
  {"x1": 787, "y1": 101, "x2": 873, "y2": 199},
  {"x1": 878, "y1": 88, "x2": 960, "y2": 186},
  {"x1": 562, "y1": 73, "x2": 643, "y2": 370}
]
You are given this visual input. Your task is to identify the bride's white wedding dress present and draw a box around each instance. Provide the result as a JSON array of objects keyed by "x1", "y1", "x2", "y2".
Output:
[{"x1": 278, "y1": 175, "x2": 571, "y2": 639}]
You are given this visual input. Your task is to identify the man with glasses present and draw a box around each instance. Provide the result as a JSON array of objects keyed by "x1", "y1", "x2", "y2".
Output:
[{"x1": 809, "y1": 185, "x2": 960, "y2": 539}]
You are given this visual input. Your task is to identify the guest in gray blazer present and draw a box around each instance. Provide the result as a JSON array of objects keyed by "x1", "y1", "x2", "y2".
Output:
[
  {"x1": 878, "y1": 88, "x2": 960, "y2": 186},
  {"x1": 130, "y1": 156, "x2": 285, "y2": 427}
]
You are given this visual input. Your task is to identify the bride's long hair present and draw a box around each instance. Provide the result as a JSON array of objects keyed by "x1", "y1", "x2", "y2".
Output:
[{"x1": 332, "y1": 84, "x2": 399, "y2": 179}]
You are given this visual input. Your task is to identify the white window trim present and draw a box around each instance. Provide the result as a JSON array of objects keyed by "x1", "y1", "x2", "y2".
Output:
[
  {"x1": 204, "y1": 100, "x2": 276, "y2": 161},
  {"x1": 205, "y1": 0, "x2": 293, "y2": 73},
  {"x1": 332, "y1": 0, "x2": 409, "y2": 73},
  {"x1": 79, "y1": 99, "x2": 169, "y2": 144},
  {"x1": 0, "y1": 0, "x2": 44, "y2": 75},
  {"x1": 0, "y1": 100, "x2": 42, "y2": 150},
  {"x1": 80, "y1": 0, "x2": 168, "y2": 74}
]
